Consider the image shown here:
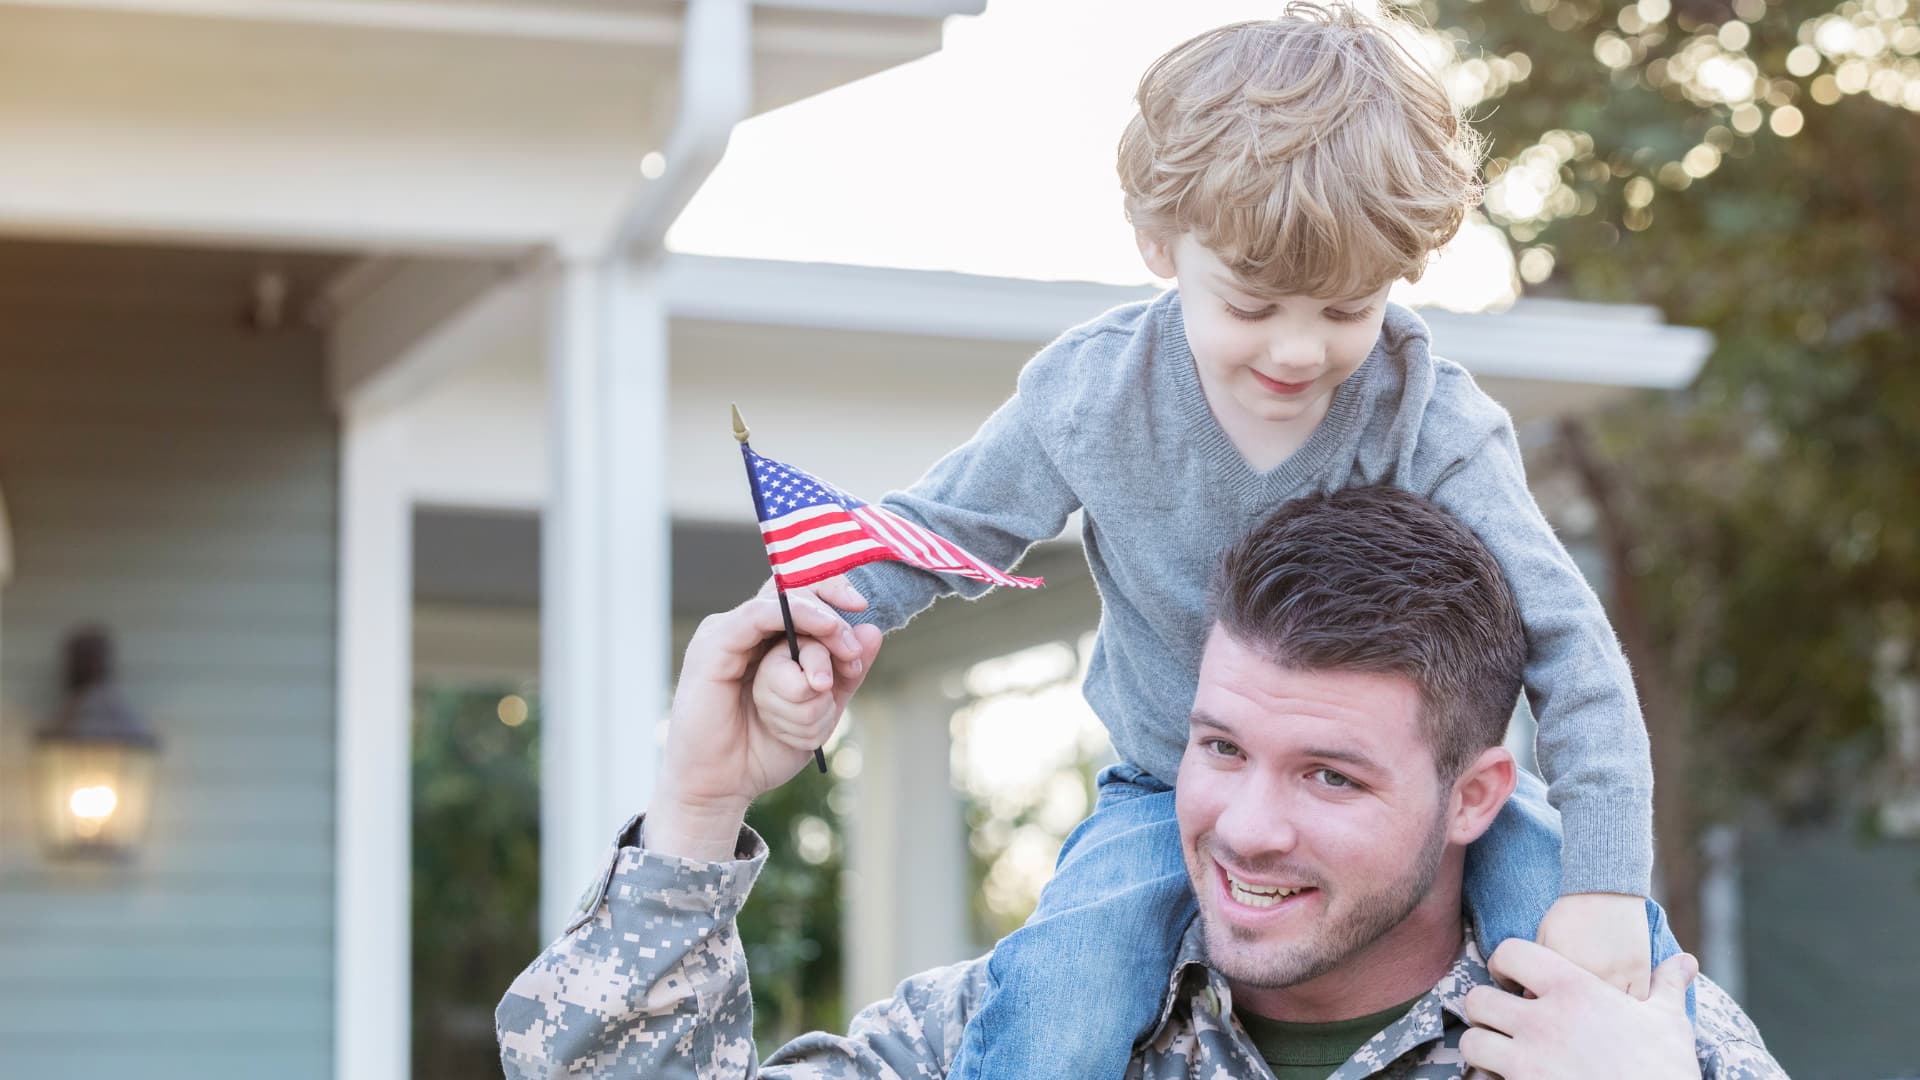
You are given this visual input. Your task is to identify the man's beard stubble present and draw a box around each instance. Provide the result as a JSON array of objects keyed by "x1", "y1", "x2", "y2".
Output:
[{"x1": 1196, "y1": 804, "x2": 1451, "y2": 991}]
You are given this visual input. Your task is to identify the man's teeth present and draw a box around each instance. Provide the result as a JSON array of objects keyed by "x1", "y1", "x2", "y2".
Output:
[{"x1": 1226, "y1": 873, "x2": 1303, "y2": 908}]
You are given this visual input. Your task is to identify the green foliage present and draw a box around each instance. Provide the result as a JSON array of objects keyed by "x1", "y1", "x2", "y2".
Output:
[
  {"x1": 406, "y1": 683, "x2": 849, "y2": 1064},
  {"x1": 411, "y1": 684, "x2": 541, "y2": 1080},
  {"x1": 737, "y1": 759, "x2": 847, "y2": 1046},
  {"x1": 1417, "y1": 0, "x2": 1920, "y2": 809}
]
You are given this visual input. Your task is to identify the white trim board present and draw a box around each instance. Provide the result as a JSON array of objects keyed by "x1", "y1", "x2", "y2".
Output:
[
  {"x1": 0, "y1": 0, "x2": 981, "y2": 43},
  {"x1": 663, "y1": 254, "x2": 1713, "y2": 391},
  {"x1": 0, "y1": 485, "x2": 12, "y2": 586}
]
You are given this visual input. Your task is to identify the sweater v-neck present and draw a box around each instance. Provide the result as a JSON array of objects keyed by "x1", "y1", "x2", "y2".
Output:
[{"x1": 1161, "y1": 292, "x2": 1378, "y2": 509}]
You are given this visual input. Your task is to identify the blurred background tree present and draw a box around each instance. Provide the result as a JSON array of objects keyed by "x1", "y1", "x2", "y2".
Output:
[
  {"x1": 736, "y1": 759, "x2": 849, "y2": 1044},
  {"x1": 412, "y1": 685, "x2": 541, "y2": 1080},
  {"x1": 1414, "y1": 0, "x2": 1920, "y2": 946}
]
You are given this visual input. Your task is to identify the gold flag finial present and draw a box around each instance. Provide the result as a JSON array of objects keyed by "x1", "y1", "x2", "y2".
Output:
[{"x1": 731, "y1": 403, "x2": 750, "y2": 444}]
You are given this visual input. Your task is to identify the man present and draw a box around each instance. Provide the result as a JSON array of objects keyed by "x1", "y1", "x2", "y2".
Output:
[{"x1": 496, "y1": 487, "x2": 1785, "y2": 1079}]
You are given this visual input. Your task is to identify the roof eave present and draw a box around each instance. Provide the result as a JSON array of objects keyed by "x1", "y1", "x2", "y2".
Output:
[{"x1": 663, "y1": 254, "x2": 1713, "y2": 391}]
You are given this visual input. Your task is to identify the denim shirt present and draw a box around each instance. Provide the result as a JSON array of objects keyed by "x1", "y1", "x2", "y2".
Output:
[{"x1": 495, "y1": 818, "x2": 1785, "y2": 1080}]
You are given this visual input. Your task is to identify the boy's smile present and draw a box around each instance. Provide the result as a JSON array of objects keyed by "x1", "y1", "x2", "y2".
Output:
[{"x1": 1139, "y1": 232, "x2": 1391, "y2": 459}]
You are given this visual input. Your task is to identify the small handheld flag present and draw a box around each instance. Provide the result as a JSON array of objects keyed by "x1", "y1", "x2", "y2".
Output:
[
  {"x1": 743, "y1": 447, "x2": 1044, "y2": 594},
  {"x1": 731, "y1": 406, "x2": 1044, "y2": 774},
  {"x1": 734, "y1": 407, "x2": 829, "y2": 774}
]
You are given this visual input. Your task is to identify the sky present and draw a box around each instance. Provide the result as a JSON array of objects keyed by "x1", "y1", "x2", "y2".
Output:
[{"x1": 670, "y1": 0, "x2": 1519, "y2": 312}]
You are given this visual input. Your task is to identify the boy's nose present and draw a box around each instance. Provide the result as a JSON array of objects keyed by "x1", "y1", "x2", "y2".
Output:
[{"x1": 1265, "y1": 340, "x2": 1326, "y2": 379}]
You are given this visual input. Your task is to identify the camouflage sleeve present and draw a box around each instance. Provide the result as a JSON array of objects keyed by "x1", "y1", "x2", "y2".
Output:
[
  {"x1": 762, "y1": 957, "x2": 988, "y2": 1078},
  {"x1": 495, "y1": 815, "x2": 768, "y2": 1078},
  {"x1": 495, "y1": 815, "x2": 983, "y2": 1079},
  {"x1": 1692, "y1": 976, "x2": 1791, "y2": 1079}
]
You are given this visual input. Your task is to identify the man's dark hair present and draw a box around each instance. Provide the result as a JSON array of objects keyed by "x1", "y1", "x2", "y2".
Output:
[{"x1": 1208, "y1": 485, "x2": 1526, "y2": 780}]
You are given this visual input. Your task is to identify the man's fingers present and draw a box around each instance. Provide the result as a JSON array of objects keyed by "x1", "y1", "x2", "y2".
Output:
[
  {"x1": 1462, "y1": 984, "x2": 1530, "y2": 1037},
  {"x1": 1648, "y1": 952, "x2": 1698, "y2": 1010},
  {"x1": 708, "y1": 597, "x2": 862, "y2": 667},
  {"x1": 830, "y1": 625, "x2": 884, "y2": 704},
  {"x1": 779, "y1": 595, "x2": 868, "y2": 664},
  {"x1": 1457, "y1": 1025, "x2": 1518, "y2": 1079},
  {"x1": 1487, "y1": 938, "x2": 1584, "y2": 999}
]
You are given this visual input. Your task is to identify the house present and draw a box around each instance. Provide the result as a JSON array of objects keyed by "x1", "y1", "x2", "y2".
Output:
[{"x1": 0, "y1": 2, "x2": 984, "y2": 1077}]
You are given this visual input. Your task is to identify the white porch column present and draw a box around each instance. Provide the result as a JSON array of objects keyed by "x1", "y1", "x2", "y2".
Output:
[
  {"x1": 539, "y1": 253, "x2": 670, "y2": 937},
  {"x1": 844, "y1": 672, "x2": 972, "y2": 1010},
  {"x1": 334, "y1": 404, "x2": 413, "y2": 1080}
]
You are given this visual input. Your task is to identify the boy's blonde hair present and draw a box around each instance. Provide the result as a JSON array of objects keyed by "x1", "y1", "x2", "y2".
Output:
[{"x1": 1118, "y1": 3, "x2": 1483, "y2": 299}]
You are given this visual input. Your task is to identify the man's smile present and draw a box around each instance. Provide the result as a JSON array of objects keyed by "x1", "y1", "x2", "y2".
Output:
[{"x1": 1210, "y1": 854, "x2": 1323, "y2": 925}]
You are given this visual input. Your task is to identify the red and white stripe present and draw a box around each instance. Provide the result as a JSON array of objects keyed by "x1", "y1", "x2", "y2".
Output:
[{"x1": 759, "y1": 501, "x2": 1042, "y2": 591}]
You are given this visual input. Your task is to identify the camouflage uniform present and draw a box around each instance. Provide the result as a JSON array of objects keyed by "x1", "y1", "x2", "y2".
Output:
[{"x1": 497, "y1": 819, "x2": 1786, "y2": 1080}]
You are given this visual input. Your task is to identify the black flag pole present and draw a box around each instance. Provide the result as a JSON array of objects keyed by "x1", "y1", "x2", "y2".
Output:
[{"x1": 734, "y1": 404, "x2": 830, "y2": 775}]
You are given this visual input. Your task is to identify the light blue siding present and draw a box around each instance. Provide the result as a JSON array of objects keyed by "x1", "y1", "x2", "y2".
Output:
[{"x1": 0, "y1": 291, "x2": 338, "y2": 1078}]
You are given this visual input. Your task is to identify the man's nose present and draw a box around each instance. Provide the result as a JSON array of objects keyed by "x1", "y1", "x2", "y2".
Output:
[{"x1": 1213, "y1": 776, "x2": 1300, "y2": 858}]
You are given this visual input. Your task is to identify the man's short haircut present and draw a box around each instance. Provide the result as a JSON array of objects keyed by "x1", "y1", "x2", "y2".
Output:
[
  {"x1": 1208, "y1": 486, "x2": 1525, "y2": 780},
  {"x1": 1117, "y1": 2, "x2": 1484, "y2": 300}
]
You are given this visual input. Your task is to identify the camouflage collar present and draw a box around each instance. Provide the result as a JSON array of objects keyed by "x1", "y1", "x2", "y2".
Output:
[{"x1": 1151, "y1": 920, "x2": 1490, "y2": 1078}]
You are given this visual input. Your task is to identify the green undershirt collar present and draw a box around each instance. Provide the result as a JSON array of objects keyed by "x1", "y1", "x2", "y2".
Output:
[{"x1": 1234, "y1": 993, "x2": 1425, "y2": 1080}]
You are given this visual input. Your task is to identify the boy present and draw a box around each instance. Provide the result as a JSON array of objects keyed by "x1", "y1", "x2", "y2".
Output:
[{"x1": 799, "y1": 6, "x2": 1680, "y2": 1076}]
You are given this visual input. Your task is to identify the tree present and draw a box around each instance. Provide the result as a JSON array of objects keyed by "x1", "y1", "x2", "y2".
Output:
[
  {"x1": 1415, "y1": 0, "x2": 1920, "y2": 945},
  {"x1": 737, "y1": 760, "x2": 849, "y2": 1045},
  {"x1": 411, "y1": 685, "x2": 542, "y2": 1080}
]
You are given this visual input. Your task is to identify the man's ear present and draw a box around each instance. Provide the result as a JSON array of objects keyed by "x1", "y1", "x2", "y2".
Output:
[
  {"x1": 1446, "y1": 747, "x2": 1517, "y2": 846},
  {"x1": 1135, "y1": 228, "x2": 1178, "y2": 280}
]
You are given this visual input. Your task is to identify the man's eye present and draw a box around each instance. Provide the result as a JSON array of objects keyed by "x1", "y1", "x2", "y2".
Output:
[
  {"x1": 1312, "y1": 768, "x2": 1355, "y2": 788},
  {"x1": 1204, "y1": 738, "x2": 1243, "y2": 758}
]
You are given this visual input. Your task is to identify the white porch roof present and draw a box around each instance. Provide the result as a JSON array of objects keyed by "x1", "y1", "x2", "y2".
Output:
[
  {"x1": 395, "y1": 253, "x2": 1713, "y2": 520},
  {"x1": 0, "y1": 0, "x2": 979, "y2": 253}
]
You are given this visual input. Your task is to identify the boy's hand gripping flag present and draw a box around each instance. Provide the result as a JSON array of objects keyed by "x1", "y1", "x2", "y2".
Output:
[{"x1": 745, "y1": 447, "x2": 1044, "y2": 592}]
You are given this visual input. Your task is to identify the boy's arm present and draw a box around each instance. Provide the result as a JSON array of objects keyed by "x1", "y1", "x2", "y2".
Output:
[
  {"x1": 495, "y1": 818, "x2": 979, "y2": 1079},
  {"x1": 844, "y1": 390, "x2": 1081, "y2": 631},
  {"x1": 1428, "y1": 418, "x2": 1655, "y2": 899}
]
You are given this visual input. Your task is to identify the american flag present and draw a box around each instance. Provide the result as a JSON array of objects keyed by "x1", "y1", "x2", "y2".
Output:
[{"x1": 746, "y1": 447, "x2": 1043, "y2": 592}]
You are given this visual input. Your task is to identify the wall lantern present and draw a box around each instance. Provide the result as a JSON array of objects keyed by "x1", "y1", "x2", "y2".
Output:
[{"x1": 35, "y1": 628, "x2": 160, "y2": 859}]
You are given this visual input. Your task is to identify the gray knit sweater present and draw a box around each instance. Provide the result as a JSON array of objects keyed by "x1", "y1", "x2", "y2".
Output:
[{"x1": 845, "y1": 290, "x2": 1653, "y2": 896}]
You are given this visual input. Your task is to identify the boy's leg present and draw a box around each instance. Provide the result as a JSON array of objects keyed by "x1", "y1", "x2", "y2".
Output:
[
  {"x1": 947, "y1": 763, "x2": 1195, "y2": 1080},
  {"x1": 1465, "y1": 769, "x2": 1695, "y2": 1019}
]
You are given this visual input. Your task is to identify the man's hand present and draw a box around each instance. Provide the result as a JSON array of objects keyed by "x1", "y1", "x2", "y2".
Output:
[
  {"x1": 1461, "y1": 940, "x2": 1700, "y2": 1080},
  {"x1": 1534, "y1": 890, "x2": 1653, "y2": 998},
  {"x1": 646, "y1": 592, "x2": 882, "y2": 862}
]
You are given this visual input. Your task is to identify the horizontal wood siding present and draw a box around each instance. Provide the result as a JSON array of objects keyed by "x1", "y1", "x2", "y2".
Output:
[{"x1": 0, "y1": 301, "x2": 337, "y2": 1080}]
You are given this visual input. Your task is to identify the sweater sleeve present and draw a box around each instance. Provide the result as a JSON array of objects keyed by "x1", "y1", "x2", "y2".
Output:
[
  {"x1": 842, "y1": 388, "x2": 1081, "y2": 632},
  {"x1": 1428, "y1": 418, "x2": 1655, "y2": 898}
]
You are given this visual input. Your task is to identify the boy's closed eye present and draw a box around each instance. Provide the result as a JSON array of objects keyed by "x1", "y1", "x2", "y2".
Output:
[{"x1": 1221, "y1": 299, "x2": 1377, "y2": 324}]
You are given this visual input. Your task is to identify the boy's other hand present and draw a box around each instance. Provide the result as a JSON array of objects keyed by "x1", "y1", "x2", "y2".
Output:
[
  {"x1": 1533, "y1": 892, "x2": 1654, "y2": 999},
  {"x1": 1462, "y1": 942, "x2": 1698, "y2": 1080},
  {"x1": 757, "y1": 573, "x2": 869, "y2": 615}
]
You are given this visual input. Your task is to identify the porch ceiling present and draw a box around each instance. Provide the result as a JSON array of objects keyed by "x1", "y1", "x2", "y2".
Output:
[
  {"x1": 0, "y1": 0, "x2": 960, "y2": 253},
  {"x1": 0, "y1": 236, "x2": 353, "y2": 325}
]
